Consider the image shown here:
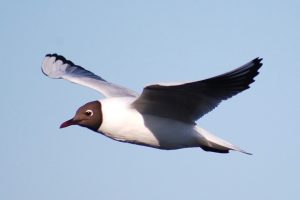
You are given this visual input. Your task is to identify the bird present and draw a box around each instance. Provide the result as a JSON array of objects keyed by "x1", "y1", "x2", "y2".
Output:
[{"x1": 42, "y1": 54, "x2": 262, "y2": 154}]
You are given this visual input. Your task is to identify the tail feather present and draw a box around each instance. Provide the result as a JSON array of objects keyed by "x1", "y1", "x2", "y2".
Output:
[{"x1": 196, "y1": 127, "x2": 252, "y2": 155}]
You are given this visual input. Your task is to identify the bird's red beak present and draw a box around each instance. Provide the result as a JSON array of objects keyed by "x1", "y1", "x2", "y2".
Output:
[{"x1": 60, "y1": 118, "x2": 77, "y2": 128}]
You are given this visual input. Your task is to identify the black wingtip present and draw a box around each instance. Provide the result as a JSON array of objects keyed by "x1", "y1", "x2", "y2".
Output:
[
  {"x1": 253, "y1": 57, "x2": 263, "y2": 68},
  {"x1": 251, "y1": 57, "x2": 263, "y2": 77},
  {"x1": 45, "y1": 53, "x2": 75, "y2": 66}
]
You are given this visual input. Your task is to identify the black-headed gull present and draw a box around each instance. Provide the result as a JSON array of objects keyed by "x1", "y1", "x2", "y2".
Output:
[{"x1": 42, "y1": 54, "x2": 262, "y2": 154}]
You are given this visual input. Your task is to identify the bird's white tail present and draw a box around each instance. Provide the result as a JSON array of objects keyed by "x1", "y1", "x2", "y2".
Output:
[{"x1": 195, "y1": 127, "x2": 252, "y2": 155}]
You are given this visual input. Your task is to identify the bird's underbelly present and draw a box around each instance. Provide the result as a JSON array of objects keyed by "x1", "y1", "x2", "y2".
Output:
[{"x1": 99, "y1": 112, "x2": 200, "y2": 149}]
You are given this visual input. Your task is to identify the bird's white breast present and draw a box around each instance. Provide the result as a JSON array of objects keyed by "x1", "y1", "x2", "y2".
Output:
[{"x1": 98, "y1": 97, "x2": 200, "y2": 149}]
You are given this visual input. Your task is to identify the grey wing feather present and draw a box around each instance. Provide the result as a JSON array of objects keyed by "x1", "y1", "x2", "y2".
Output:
[
  {"x1": 132, "y1": 58, "x2": 262, "y2": 123},
  {"x1": 42, "y1": 54, "x2": 137, "y2": 98}
]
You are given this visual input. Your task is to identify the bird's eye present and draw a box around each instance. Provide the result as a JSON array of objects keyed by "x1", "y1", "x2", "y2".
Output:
[{"x1": 85, "y1": 110, "x2": 93, "y2": 117}]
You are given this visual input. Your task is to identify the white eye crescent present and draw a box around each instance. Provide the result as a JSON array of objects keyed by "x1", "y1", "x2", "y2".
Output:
[{"x1": 85, "y1": 110, "x2": 93, "y2": 117}]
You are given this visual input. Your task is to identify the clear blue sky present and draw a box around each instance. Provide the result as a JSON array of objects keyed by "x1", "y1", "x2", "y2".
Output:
[{"x1": 1, "y1": 1, "x2": 299, "y2": 199}]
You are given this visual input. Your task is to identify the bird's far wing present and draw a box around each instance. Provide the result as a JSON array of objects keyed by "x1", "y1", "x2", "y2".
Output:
[
  {"x1": 42, "y1": 54, "x2": 137, "y2": 98},
  {"x1": 132, "y1": 58, "x2": 263, "y2": 124}
]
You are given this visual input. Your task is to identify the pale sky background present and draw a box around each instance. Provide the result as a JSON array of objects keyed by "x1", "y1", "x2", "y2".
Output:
[{"x1": 1, "y1": 1, "x2": 300, "y2": 199}]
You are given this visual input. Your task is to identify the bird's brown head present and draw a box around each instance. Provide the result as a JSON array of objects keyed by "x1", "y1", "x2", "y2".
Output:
[{"x1": 60, "y1": 101, "x2": 102, "y2": 131}]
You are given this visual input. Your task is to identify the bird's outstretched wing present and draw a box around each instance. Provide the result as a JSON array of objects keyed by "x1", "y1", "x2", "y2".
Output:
[
  {"x1": 132, "y1": 58, "x2": 262, "y2": 124},
  {"x1": 42, "y1": 54, "x2": 137, "y2": 98}
]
